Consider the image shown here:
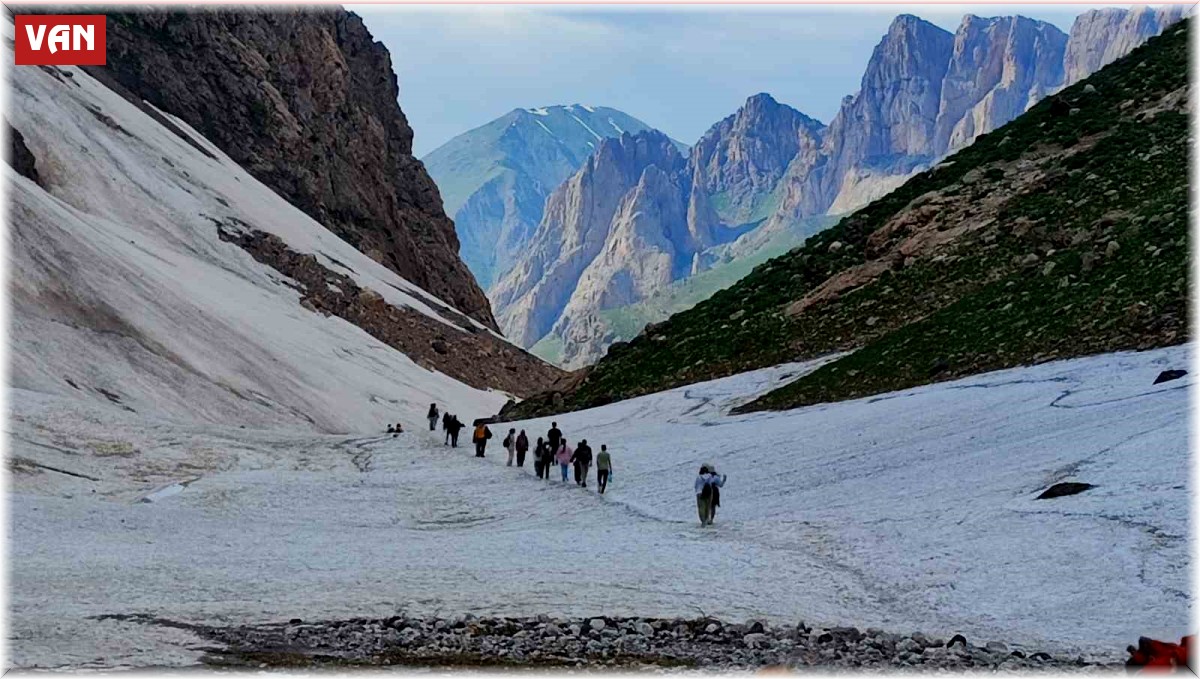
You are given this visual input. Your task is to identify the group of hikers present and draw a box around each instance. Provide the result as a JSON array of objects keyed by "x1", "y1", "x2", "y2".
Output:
[{"x1": 418, "y1": 404, "x2": 727, "y2": 523}]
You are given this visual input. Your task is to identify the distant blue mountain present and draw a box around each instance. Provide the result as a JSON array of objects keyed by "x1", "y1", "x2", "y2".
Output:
[{"x1": 423, "y1": 104, "x2": 684, "y2": 289}]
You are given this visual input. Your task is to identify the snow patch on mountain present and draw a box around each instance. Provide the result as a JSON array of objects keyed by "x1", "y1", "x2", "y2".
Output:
[{"x1": 571, "y1": 114, "x2": 604, "y2": 141}]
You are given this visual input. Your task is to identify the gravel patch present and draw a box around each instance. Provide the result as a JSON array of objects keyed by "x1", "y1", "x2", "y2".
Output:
[{"x1": 104, "y1": 614, "x2": 1121, "y2": 671}]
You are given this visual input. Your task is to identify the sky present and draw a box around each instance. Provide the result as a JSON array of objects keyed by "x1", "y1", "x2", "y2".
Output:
[{"x1": 349, "y1": 4, "x2": 1133, "y2": 156}]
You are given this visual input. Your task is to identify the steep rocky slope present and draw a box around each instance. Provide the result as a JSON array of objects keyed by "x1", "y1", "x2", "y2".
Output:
[
  {"x1": 88, "y1": 9, "x2": 496, "y2": 328},
  {"x1": 505, "y1": 19, "x2": 1189, "y2": 417},
  {"x1": 424, "y1": 105, "x2": 677, "y2": 289}
]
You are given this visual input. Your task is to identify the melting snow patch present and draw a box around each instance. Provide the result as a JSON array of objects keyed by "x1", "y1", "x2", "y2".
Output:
[
  {"x1": 138, "y1": 477, "x2": 201, "y2": 503},
  {"x1": 608, "y1": 117, "x2": 624, "y2": 134},
  {"x1": 528, "y1": 107, "x2": 550, "y2": 116},
  {"x1": 533, "y1": 120, "x2": 554, "y2": 137},
  {"x1": 570, "y1": 114, "x2": 603, "y2": 141},
  {"x1": 580, "y1": 104, "x2": 596, "y2": 113}
]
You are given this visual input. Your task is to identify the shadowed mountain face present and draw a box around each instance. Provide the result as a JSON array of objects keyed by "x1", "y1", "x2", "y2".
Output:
[
  {"x1": 90, "y1": 8, "x2": 497, "y2": 329},
  {"x1": 423, "y1": 105, "x2": 680, "y2": 290}
]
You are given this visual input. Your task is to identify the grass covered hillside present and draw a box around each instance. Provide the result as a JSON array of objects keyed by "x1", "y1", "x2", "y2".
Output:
[{"x1": 506, "y1": 20, "x2": 1189, "y2": 418}]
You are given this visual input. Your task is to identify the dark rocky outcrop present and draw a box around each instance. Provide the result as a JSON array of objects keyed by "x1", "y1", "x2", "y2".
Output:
[
  {"x1": 215, "y1": 221, "x2": 562, "y2": 398},
  {"x1": 6, "y1": 121, "x2": 39, "y2": 183},
  {"x1": 89, "y1": 9, "x2": 496, "y2": 329},
  {"x1": 1153, "y1": 369, "x2": 1187, "y2": 385},
  {"x1": 1037, "y1": 482, "x2": 1095, "y2": 500}
]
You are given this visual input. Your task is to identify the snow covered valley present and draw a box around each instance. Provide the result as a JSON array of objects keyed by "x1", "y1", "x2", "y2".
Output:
[{"x1": 9, "y1": 345, "x2": 1191, "y2": 669}]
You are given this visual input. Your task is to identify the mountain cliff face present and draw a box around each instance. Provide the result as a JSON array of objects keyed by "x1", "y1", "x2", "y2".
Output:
[
  {"x1": 505, "y1": 19, "x2": 1189, "y2": 418},
  {"x1": 92, "y1": 9, "x2": 496, "y2": 328},
  {"x1": 1063, "y1": 6, "x2": 1186, "y2": 87},
  {"x1": 423, "y1": 105, "x2": 675, "y2": 289},
  {"x1": 491, "y1": 131, "x2": 687, "y2": 349},
  {"x1": 933, "y1": 15, "x2": 1067, "y2": 156}
]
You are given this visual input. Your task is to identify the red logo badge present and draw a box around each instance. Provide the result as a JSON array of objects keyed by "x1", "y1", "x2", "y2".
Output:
[{"x1": 14, "y1": 15, "x2": 106, "y2": 66}]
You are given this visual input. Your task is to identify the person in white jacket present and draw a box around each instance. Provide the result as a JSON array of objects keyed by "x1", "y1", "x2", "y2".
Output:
[
  {"x1": 502, "y1": 428, "x2": 517, "y2": 466},
  {"x1": 695, "y1": 465, "x2": 727, "y2": 526}
]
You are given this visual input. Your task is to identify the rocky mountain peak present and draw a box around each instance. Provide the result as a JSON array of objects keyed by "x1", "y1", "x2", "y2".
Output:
[
  {"x1": 590, "y1": 129, "x2": 685, "y2": 181},
  {"x1": 688, "y1": 92, "x2": 825, "y2": 226}
]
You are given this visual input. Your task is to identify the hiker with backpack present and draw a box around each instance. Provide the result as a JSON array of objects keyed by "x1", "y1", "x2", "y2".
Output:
[
  {"x1": 532, "y1": 437, "x2": 547, "y2": 478},
  {"x1": 447, "y1": 415, "x2": 463, "y2": 448},
  {"x1": 695, "y1": 464, "x2": 727, "y2": 526},
  {"x1": 442, "y1": 411, "x2": 452, "y2": 444},
  {"x1": 571, "y1": 439, "x2": 593, "y2": 488},
  {"x1": 515, "y1": 430, "x2": 529, "y2": 468},
  {"x1": 555, "y1": 439, "x2": 573, "y2": 482},
  {"x1": 596, "y1": 444, "x2": 613, "y2": 494},
  {"x1": 547, "y1": 422, "x2": 562, "y2": 454},
  {"x1": 473, "y1": 421, "x2": 493, "y2": 458},
  {"x1": 503, "y1": 428, "x2": 517, "y2": 466},
  {"x1": 427, "y1": 403, "x2": 439, "y2": 431}
]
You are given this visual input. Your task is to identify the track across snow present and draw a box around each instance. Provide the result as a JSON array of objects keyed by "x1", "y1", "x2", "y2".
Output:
[{"x1": 9, "y1": 345, "x2": 1190, "y2": 669}]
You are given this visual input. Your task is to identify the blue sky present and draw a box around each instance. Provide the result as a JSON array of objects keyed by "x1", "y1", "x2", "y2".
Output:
[{"x1": 349, "y1": 4, "x2": 1127, "y2": 156}]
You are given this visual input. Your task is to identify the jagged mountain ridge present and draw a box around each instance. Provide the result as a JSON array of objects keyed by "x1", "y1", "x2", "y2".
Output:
[
  {"x1": 423, "y1": 104, "x2": 682, "y2": 289},
  {"x1": 503, "y1": 18, "x2": 1188, "y2": 418},
  {"x1": 487, "y1": 6, "x2": 1184, "y2": 369},
  {"x1": 87, "y1": 8, "x2": 497, "y2": 329}
]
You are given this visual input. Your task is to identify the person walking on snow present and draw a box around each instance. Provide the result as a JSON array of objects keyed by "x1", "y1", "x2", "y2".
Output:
[
  {"x1": 547, "y1": 422, "x2": 562, "y2": 454},
  {"x1": 427, "y1": 403, "x2": 439, "y2": 431},
  {"x1": 555, "y1": 440, "x2": 573, "y2": 482},
  {"x1": 571, "y1": 439, "x2": 593, "y2": 488},
  {"x1": 515, "y1": 430, "x2": 529, "y2": 468},
  {"x1": 533, "y1": 437, "x2": 547, "y2": 478},
  {"x1": 473, "y1": 421, "x2": 492, "y2": 458},
  {"x1": 503, "y1": 428, "x2": 517, "y2": 466},
  {"x1": 596, "y1": 444, "x2": 613, "y2": 494},
  {"x1": 695, "y1": 465, "x2": 726, "y2": 526},
  {"x1": 442, "y1": 411, "x2": 452, "y2": 444},
  {"x1": 447, "y1": 415, "x2": 463, "y2": 448}
]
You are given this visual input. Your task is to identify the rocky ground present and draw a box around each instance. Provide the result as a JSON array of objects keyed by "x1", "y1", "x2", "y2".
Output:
[{"x1": 109, "y1": 614, "x2": 1121, "y2": 671}]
